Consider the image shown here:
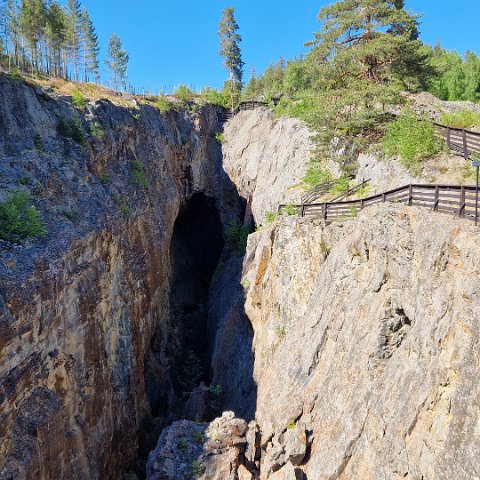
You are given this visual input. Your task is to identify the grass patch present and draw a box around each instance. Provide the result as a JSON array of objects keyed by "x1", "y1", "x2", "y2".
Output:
[
  {"x1": 382, "y1": 113, "x2": 440, "y2": 170},
  {"x1": 0, "y1": 190, "x2": 46, "y2": 243},
  {"x1": 174, "y1": 84, "x2": 195, "y2": 103},
  {"x1": 282, "y1": 203, "x2": 298, "y2": 216},
  {"x1": 440, "y1": 110, "x2": 480, "y2": 129},
  {"x1": 328, "y1": 176, "x2": 350, "y2": 196},
  {"x1": 214, "y1": 132, "x2": 224, "y2": 143},
  {"x1": 265, "y1": 211, "x2": 278, "y2": 224}
]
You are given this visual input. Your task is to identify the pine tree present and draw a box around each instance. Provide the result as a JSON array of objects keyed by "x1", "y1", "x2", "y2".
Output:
[
  {"x1": 305, "y1": 0, "x2": 430, "y2": 155},
  {"x1": 65, "y1": 0, "x2": 81, "y2": 81},
  {"x1": 7, "y1": 0, "x2": 21, "y2": 68},
  {"x1": 105, "y1": 33, "x2": 129, "y2": 91},
  {"x1": 218, "y1": 7, "x2": 244, "y2": 110},
  {"x1": 45, "y1": 0, "x2": 67, "y2": 78},
  {"x1": 80, "y1": 8, "x2": 99, "y2": 82},
  {"x1": 19, "y1": 0, "x2": 46, "y2": 74}
]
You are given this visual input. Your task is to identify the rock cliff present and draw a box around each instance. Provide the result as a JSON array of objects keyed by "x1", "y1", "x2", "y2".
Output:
[{"x1": 0, "y1": 75, "x2": 241, "y2": 479}]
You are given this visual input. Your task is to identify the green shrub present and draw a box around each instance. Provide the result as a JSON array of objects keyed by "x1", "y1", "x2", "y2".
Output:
[
  {"x1": 0, "y1": 190, "x2": 46, "y2": 243},
  {"x1": 265, "y1": 211, "x2": 278, "y2": 224},
  {"x1": 302, "y1": 161, "x2": 331, "y2": 187},
  {"x1": 214, "y1": 132, "x2": 224, "y2": 143},
  {"x1": 174, "y1": 84, "x2": 195, "y2": 103},
  {"x1": 99, "y1": 173, "x2": 111, "y2": 185},
  {"x1": 129, "y1": 160, "x2": 148, "y2": 189},
  {"x1": 192, "y1": 459, "x2": 204, "y2": 477},
  {"x1": 10, "y1": 67, "x2": 24, "y2": 82},
  {"x1": 206, "y1": 384, "x2": 223, "y2": 419},
  {"x1": 71, "y1": 89, "x2": 87, "y2": 109},
  {"x1": 89, "y1": 122, "x2": 105, "y2": 139},
  {"x1": 328, "y1": 176, "x2": 350, "y2": 196},
  {"x1": 226, "y1": 220, "x2": 251, "y2": 256},
  {"x1": 155, "y1": 95, "x2": 172, "y2": 114},
  {"x1": 58, "y1": 117, "x2": 86, "y2": 145},
  {"x1": 33, "y1": 133, "x2": 44, "y2": 151},
  {"x1": 170, "y1": 349, "x2": 203, "y2": 397},
  {"x1": 282, "y1": 203, "x2": 297, "y2": 216},
  {"x1": 440, "y1": 110, "x2": 480, "y2": 129},
  {"x1": 112, "y1": 194, "x2": 132, "y2": 217},
  {"x1": 200, "y1": 87, "x2": 229, "y2": 108},
  {"x1": 382, "y1": 113, "x2": 440, "y2": 170}
]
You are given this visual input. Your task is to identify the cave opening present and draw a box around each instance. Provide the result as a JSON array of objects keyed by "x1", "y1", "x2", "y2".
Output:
[{"x1": 168, "y1": 193, "x2": 225, "y2": 395}]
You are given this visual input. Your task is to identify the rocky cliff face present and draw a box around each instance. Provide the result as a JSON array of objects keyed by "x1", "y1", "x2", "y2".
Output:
[
  {"x1": 0, "y1": 75, "x2": 241, "y2": 480},
  {"x1": 232, "y1": 205, "x2": 480, "y2": 479}
]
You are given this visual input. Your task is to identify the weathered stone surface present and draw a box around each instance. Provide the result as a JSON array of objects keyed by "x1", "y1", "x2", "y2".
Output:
[
  {"x1": 146, "y1": 412, "x2": 249, "y2": 480},
  {"x1": 183, "y1": 382, "x2": 209, "y2": 421},
  {"x1": 0, "y1": 75, "x2": 241, "y2": 480},
  {"x1": 222, "y1": 109, "x2": 313, "y2": 222},
  {"x1": 238, "y1": 206, "x2": 480, "y2": 479}
]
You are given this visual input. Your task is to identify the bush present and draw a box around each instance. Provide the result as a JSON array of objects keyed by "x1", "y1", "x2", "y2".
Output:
[
  {"x1": 226, "y1": 220, "x2": 251, "y2": 257},
  {"x1": 170, "y1": 349, "x2": 204, "y2": 397},
  {"x1": 439, "y1": 110, "x2": 480, "y2": 129},
  {"x1": 302, "y1": 161, "x2": 331, "y2": 187},
  {"x1": 382, "y1": 113, "x2": 440, "y2": 169},
  {"x1": 58, "y1": 117, "x2": 86, "y2": 145},
  {"x1": 71, "y1": 89, "x2": 87, "y2": 109},
  {"x1": 282, "y1": 203, "x2": 297, "y2": 216},
  {"x1": 214, "y1": 132, "x2": 224, "y2": 143},
  {"x1": 112, "y1": 194, "x2": 131, "y2": 217},
  {"x1": 33, "y1": 133, "x2": 45, "y2": 151},
  {"x1": 328, "y1": 176, "x2": 350, "y2": 196},
  {"x1": 89, "y1": 122, "x2": 105, "y2": 139},
  {"x1": 155, "y1": 95, "x2": 172, "y2": 114},
  {"x1": 0, "y1": 190, "x2": 46, "y2": 243},
  {"x1": 200, "y1": 87, "x2": 229, "y2": 108},
  {"x1": 173, "y1": 84, "x2": 195, "y2": 103},
  {"x1": 129, "y1": 160, "x2": 148, "y2": 189},
  {"x1": 265, "y1": 211, "x2": 278, "y2": 224}
]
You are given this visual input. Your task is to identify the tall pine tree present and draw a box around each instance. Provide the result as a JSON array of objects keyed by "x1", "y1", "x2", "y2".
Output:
[
  {"x1": 65, "y1": 0, "x2": 81, "y2": 81},
  {"x1": 305, "y1": 0, "x2": 430, "y2": 155},
  {"x1": 19, "y1": 0, "x2": 46, "y2": 74},
  {"x1": 80, "y1": 8, "x2": 99, "y2": 82},
  {"x1": 105, "y1": 33, "x2": 128, "y2": 90},
  {"x1": 45, "y1": 1, "x2": 67, "y2": 77},
  {"x1": 218, "y1": 7, "x2": 244, "y2": 110}
]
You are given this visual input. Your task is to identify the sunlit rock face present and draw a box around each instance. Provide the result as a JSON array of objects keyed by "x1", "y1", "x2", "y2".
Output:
[{"x1": 0, "y1": 75, "x2": 241, "y2": 480}]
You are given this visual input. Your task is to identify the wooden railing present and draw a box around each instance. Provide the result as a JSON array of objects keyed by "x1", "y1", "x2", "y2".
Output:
[
  {"x1": 279, "y1": 183, "x2": 480, "y2": 223},
  {"x1": 433, "y1": 122, "x2": 480, "y2": 159},
  {"x1": 217, "y1": 101, "x2": 269, "y2": 124}
]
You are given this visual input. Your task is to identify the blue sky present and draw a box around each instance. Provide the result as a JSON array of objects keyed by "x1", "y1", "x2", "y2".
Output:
[{"x1": 80, "y1": 0, "x2": 479, "y2": 94}]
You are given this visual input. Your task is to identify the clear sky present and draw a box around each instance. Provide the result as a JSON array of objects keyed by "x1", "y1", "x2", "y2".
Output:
[{"x1": 80, "y1": 0, "x2": 480, "y2": 94}]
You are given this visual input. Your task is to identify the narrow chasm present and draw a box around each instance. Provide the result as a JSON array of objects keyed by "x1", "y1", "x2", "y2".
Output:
[{"x1": 168, "y1": 193, "x2": 225, "y2": 392}]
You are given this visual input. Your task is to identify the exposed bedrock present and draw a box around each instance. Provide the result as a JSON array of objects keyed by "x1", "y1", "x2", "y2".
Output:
[{"x1": 0, "y1": 75, "x2": 242, "y2": 479}]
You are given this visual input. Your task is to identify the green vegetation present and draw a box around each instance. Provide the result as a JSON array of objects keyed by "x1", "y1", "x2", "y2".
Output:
[
  {"x1": 206, "y1": 384, "x2": 223, "y2": 419},
  {"x1": 99, "y1": 173, "x2": 111, "y2": 184},
  {"x1": 89, "y1": 121, "x2": 105, "y2": 139},
  {"x1": 173, "y1": 84, "x2": 194, "y2": 103},
  {"x1": 58, "y1": 117, "x2": 86, "y2": 145},
  {"x1": 275, "y1": 325, "x2": 287, "y2": 340},
  {"x1": 382, "y1": 113, "x2": 440, "y2": 170},
  {"x1": 302, "y1": 161, "x2": 331, "y2": 188},
  {"x1": 264, "y1": 211, "x2": 278, "y2": 224},
  {"x1": 319, "y1": 240, "x2": 331, "y2": 255},
  {"x1": 226, "y1": 219, "x2": 251, "y2": 256},
  {"x1": 129, "y1": 160, "x2": 148, "y2": 189},
  {"x1": 0, "y1": 190, "x2": 46, "y2": 243},
  {"x1": 287, "y1": 420, "x2": 296, "y2": 430},
  {"x1": 214, "y1": 132, "x2": 224, "y2": 143},
  {"x1": 439, "y1": 110, "x2": 480, "y2": 129},
  {"x1": 155, "y1": 95, "x2": 172, "y2": 114},
  {"x1": 33, "y1": 133, "x2": 44, "y2": 151},
  {"x1": 71, "y1": 89, "x2": 87, "y2": 109},
  {"x1": 199, "y1": 87, "x2": 229, "y2": 108},
  {"x1": 170, "y1": 349, "x2": 203, "y2": 397},
  {"x1": 328, "y1": 176, "x2": 350, "y2": 196},
  {"x1": 282, "y1": 203, "x2": 297, "y2": 216},
  {"x1": 191, "y1": 459, "x2": 204, "y2": 478},
  {"x1": 112, "y1": 194, "x2": 131, "y2": 217},
  {"x1": 192, "y1": 430, "x2": 205, "y2": 445},
  {"x1": 218, "y1": 7, "x2": 244, "y2": 111},
  {"x1": 105, "y1": 33, "x2": 129, "y2": 90}
]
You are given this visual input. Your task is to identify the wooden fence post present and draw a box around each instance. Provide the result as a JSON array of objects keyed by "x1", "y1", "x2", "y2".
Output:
[
  {"x1": 459, "y1": 186, "x2": 465, "y2": 217},
  {"x1": 447, "y1": 127, "x2": 451, "y2": 149},
  {"x1": 434, "y1": 186, "x2": 439, "y2": 211},
  {"x1": 301, "y1": 204, "x2": 306, "y2": 217},
  {"x1": 463, "y1": 130, "x2": 468, "y2": 159},
  {"x1": 408, "y1": 185, "x2": 413, "y2": 206},
  {"x1": 382, "y1": 193, "x2": 386, "y2": 202},
  {"x1": 361, "y1": 199, "x2": 365, "y2": 210},
  {"x1": 323, "y1": 203, "x2": 327, "y2": 221}
]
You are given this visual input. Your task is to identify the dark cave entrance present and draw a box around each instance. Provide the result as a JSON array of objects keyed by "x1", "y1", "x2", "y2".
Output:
[{"x1": 168, "y1": 193, "x2": 225, "y2": 393}]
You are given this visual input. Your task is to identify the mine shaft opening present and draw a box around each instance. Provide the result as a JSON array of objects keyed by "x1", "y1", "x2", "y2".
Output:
[{"x1": 168, "y1": 193, "x2": 225, "y2": 394}]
